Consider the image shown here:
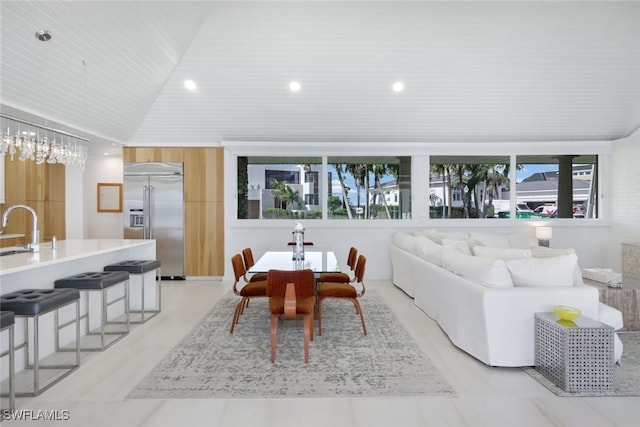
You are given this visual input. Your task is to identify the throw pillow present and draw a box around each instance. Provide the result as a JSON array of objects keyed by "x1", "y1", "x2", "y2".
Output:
[
  {"x1": 442, "y1": 238, "x2": 472, "y2": 256},
  {"x1": 415, "y1": 236, "x2": 445, "y2": 265},
  {"x1": 393, "y1": 232, "x2": 417, "y2": 254},
  {"x1": 507, "y1": 232, "x2": 534, "y2": 249},
  {"x1": 469, "y1": 231, "x2": 510, "y2": 248},
  {"x1": 505, "y1": 253, "x2": 577, "y2": 287},
  {"x1": 472, "y1": 246, "x2": 533, "y2": 260},
  {"x1": 442, "y1": 250, "x2": 514, "y2": 288},
  {"x1": 530, "y1": 246, "x2": 575, "y2": 258}
]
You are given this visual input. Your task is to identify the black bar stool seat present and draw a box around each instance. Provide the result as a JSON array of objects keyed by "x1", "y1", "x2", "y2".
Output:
[
  {"x1": 104, "y1": 260, "x2": 161, "y2": 323},
  {"x1": 55, "y1": 271, "x2": 130, "y2": 351},
  {"x1": 0, "y1": 289, "x2": 80, "y2": 397},
  {"x1": 1, "y1": 289, "x2": 79, "y2": 316}
]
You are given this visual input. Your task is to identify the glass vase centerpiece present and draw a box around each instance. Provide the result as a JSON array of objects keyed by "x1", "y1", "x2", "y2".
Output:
[{"x1": 292, "y1": 222, "x2": 305, "y2": 261}]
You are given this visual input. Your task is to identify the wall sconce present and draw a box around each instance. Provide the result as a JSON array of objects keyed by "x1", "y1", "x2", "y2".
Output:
[{"x1": 536, "y1": 226, "x2": 553, "y2": 247}]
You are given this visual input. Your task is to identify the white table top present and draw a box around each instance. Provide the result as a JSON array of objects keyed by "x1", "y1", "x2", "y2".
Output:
[
  {"x1": 0, "y1": 239, "x2": 152, "y2": 275},
  {"x1": 249, "y1": 250, "x2": 340, "y2": 273}
]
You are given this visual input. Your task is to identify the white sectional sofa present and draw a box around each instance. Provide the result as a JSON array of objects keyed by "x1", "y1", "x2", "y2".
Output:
[{"x1": 390, "y1": 230, "x2": 623, "y2": 367}]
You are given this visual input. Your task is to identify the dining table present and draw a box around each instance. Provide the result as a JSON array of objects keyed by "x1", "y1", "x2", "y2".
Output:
[{"x1": 248, "y1": 248, "x2": 341, "y2": 274}]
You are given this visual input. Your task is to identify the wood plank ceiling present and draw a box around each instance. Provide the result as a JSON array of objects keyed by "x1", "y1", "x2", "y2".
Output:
[{"x1": 1, "y1": 1, "x2": 639, "y2": 155}]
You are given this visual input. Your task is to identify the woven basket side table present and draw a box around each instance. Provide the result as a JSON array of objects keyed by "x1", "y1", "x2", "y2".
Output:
[{"x1": 534, "y1": 312, "x2": 614, "y2": 393}]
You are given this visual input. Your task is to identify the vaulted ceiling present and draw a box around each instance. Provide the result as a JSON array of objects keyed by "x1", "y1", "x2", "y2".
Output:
[{"x1": 1, "y1": 1, "x2": 639, "y2": 155}]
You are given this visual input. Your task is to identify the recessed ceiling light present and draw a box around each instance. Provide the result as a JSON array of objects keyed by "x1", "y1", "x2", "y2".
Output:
[
  {"x1": 103, "y1": 152, "x2": 109, "y2": 156},
  {"x1": 289, "y1": 81, "x2": 301, "y2": 92},
  {"x1": 392, "y1": 81, "x2": 405, "y2": 93},
  {"x1": 184, "y1": 79, "x2": 197, "y2": 91}
]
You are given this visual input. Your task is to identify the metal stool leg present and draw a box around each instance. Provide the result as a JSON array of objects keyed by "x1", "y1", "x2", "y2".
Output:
[{"x1": 9, "y1": 324, "x2": 15, "y2": 411}]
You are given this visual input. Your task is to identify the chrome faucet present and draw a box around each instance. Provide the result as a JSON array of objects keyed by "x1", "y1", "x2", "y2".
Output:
[{"x1": 2, "y1": 204, "x2": 40, "y2": 252}]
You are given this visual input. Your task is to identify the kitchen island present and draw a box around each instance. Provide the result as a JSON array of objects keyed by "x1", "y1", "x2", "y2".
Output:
[
  {"x1": 0, "y1": 239, "x2": 155, "y2": 293},
  {"x1": 0, "y1": 239, "x2": 156, "y2": 381}
]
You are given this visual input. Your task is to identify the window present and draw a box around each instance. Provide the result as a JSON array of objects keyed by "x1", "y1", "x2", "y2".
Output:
[
  {"x1": 327, "y1": 156, "x2": 411, "y2": 219},
  {"x1": 429, "y1": 156, "x2": 510, "y2": 218},
  {"x1": 512, "y1": 155, "x2": 598, "y2": 219},
  {"x1": 237, "y1": 157, "x2": 322, "y2": 219},
  {"x1": 429, "y1": 154, "x2": 599, "y2": 219}
]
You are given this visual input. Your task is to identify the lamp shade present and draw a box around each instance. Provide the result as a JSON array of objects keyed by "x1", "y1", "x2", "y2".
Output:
[{"x1": 536, "y1": 226, "x2": 553, "y2": 240}]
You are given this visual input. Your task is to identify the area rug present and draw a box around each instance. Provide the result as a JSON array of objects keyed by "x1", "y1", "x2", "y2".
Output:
[
  {"x1": 523, "y1": 332, "x2": 640, "y2": 397},
  {"x1": 127, "y1": 290, "x2": 455, "y2": 399}
]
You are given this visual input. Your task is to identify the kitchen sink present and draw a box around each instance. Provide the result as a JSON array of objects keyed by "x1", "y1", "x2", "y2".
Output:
[{"x1": 0, "y1": 248, "x2": 31, "y2": 257}]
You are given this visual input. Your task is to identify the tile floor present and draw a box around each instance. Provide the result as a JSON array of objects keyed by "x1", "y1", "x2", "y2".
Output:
[{"x1": 1, "y1": 279, "x2": 639, "y2": 427}]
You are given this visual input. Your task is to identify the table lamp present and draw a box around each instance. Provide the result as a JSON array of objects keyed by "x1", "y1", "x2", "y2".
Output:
[{"x1": 536, "y1": 226, "x2": 552, "y2": 247}]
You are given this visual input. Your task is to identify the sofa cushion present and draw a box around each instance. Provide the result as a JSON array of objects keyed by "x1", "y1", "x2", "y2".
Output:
[
  {"x1": 472, "y1": 246, "x2": 532, "y2": 260},
  {"x1": 506, "y1": 253, "x2": 578, "y2": 287},
  {"x1": 530, "y1": 246, "x2": 575, "y2": 258},
  {"x1": 416, "y1": 230, "x2": 468, "y2": 244},
  {"x1": 469, "y1": 231, "x2": 510, "y2": 249},
  {"x1": 415, "y1": 236, "x2": 445, "y2": 265},
  {"x1": 393, "y1": 232, "x2": 417, "y2": 254},
  {"x1": 442, "y1": 250, "x2": 513, "y2": 288},
  {"x1": 442, "y1": 238, "x2": 472, "y2": 255},
  {"x1": 507, "y1": 232, "x2": 535, "y2": 249}
]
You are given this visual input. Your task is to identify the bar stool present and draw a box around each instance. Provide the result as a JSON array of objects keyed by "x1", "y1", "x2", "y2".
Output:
[
  {"x1": 0, "y1": 289, "x2": 80, "y2": 396},
  {"x1": 54, "y1": 271, "x2": 130, "y2": 351},
  {"x1": 104, "y1": 260, "x2": 161, "y2": 323},
  {"x1": 0, "y1": 311, "x2": 15, "y2": 411}
]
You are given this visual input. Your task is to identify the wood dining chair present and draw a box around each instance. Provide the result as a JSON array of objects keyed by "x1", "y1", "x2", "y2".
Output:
[
  {"x1": 318, "y1": 246, "x2": 357, "y2": 283},
  {"x1": 242, "y1": 247, "x2": 268, "y2": 282},
  {"x1": 267, "y1": 269, "x2": 316, "y2": 363},
  {"x1": 230, "y1": 254, "x2": 267, "y2": 333},
  {"x1": 317, "y1": 254, "x2": 367, "y2": 336}
]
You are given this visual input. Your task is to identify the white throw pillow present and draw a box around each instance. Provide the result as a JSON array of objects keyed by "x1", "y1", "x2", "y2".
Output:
[
  {"x1": 469, "y1": 231, "x2": 510, "y2": 249},
  {"x1": 393, "y1": 232, "x2": 417, "y2": 254},
  {"x1": 506, "y1": 253, "x2": 578, "y2": 287},
  {"x1": 508, "y1": 232, "x2": 534, "y2": 249},
  {"x1": 442, "y1": 238, "x2": 472, "y2": 256},
  {"x1": 418, "y1": 230, "x2": 469, "y2": 244},
  {"x1": 530, "y1": 246, "x2": 575, "y2": 258},
  {"x1": 473, "y1": 246, "x2": 532, "y2": 260},
  {"x1": 442, "y1": 250, "x2": 514, "y2": 288},
  {"x1": 415, "y1": 236, "x2": 445, "y2": 265}
]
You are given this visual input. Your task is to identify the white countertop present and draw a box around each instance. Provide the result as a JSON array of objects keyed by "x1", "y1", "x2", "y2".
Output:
[
  {"x1": 0, "y1": 233, "x2": 26, "y2": 240},
  {"x1": 0, "y1": 239, "x2": 153, "y2": 275}
]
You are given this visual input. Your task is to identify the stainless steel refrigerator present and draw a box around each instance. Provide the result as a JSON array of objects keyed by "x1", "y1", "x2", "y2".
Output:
[{"x1": 123, "y1": 162, "x2": 185, "y2": 279}]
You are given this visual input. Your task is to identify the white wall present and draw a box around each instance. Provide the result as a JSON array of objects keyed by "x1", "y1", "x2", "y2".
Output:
[
  {"x1": 82, "y1": 153, "x2": 124, "y2": 239},
  {"x1": 608, "y1": 134, "x2": 640, "y2": 270}
]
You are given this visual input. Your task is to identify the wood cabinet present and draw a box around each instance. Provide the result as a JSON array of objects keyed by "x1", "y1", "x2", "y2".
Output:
[
  {"x1": 0, "y1": 157, "x2": 66, "y2": 247},
  {"x1": 123, "y1": 147, "x2": 224, "y2": 276}
]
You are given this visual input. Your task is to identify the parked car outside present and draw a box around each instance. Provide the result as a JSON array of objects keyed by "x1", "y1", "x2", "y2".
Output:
[{"x1": 533, "y1": 205, "x2": 557, "y2": 217}]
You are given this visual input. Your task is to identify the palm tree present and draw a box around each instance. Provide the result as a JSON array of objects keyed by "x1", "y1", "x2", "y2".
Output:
[
  {"x1": 271, "y1": 179, "x2": 302, "y2": 211},
  {"x1": 372, "y1": 163, "x2": 391, "y2": 219},
  {"x1": 332, "y1": 164, "x2": 353, "y2": 219},
  {"x1": 346, "y1": 163, "x2": 368, "y2": 218}
]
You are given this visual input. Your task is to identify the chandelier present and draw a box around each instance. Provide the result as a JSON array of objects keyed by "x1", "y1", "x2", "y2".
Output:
[{"x1": 1, "y1": 113, "x2": 88, "y2": 169}]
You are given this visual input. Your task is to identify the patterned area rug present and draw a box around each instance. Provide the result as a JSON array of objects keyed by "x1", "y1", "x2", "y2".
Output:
[
  {"x1": 127, "y1": 290, "x2": 455, "y2": 399},
  {"x1": 523, "y1": 332, "x2": 640, "y2": 397}
]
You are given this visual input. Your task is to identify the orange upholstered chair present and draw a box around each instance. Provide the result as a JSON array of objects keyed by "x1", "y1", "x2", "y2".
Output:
[
  {"x1": 242, "y1": 247, "x2": 268, "y2": 282},
  {"x1": 317, "y1": 254, "x2": 367, "y2": 336},
  {"x1": 318, "y1": 246, "x2": 358, "y2": 283},
  {"x1": 230, "y1": 254, "x2": 267, "y2": 333},
  {"x1": 267, "y1": 269, "x2": 316, "y2": 363}
]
